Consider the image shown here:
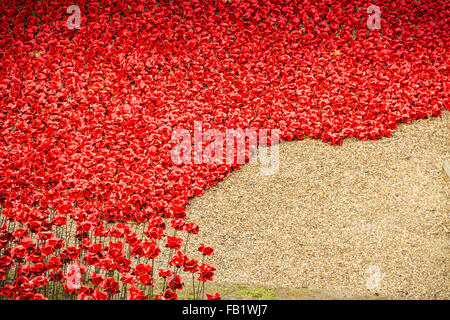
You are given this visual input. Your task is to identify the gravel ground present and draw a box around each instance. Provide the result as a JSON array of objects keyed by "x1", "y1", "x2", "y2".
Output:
[{"x1": 187, "y1": 112, "x2": 449, "y2": 300}]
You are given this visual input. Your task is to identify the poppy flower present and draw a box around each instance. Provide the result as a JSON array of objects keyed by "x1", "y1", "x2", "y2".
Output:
[
  {"x1": 165, "y1": 236, "x2": 183, "y2": 251},
  {"x1": 142, "y1": 240, "x2": 161, "y2": 259},
  {"x1": 84, "y1": 252, "x2": 101, "y2": 266},
  {"x1": 206, "y1": 292, "x2": 221, "y2": 300},
  {"x1": 183, "y1": 259, "x2": 199, "y2": 273},
  {"x1": 99, "y1": 258, "x2": 116, "y2": 272},
  {"x1": 170, "y1": 219, "x2": 185, "y2": 231},
  {"x1": 185, "y1": 223, "x2": 199, "y2": 235},
  {"x1": 90, "y1": 272, "x2": 105, "y2": 286},
  {"x1": 39, "y1": 243, "x2": 55, "y2": 256},
  {"x1": 0, "y1": 256, "x2": 12, "y2": 269},
  {"x1": 115, "y1": 256, "x2": 132, "y2": 273},
  {"x1": 16, "y1": 293, "x2": 47, "y2": 300},
  {"x1": 0, "y1": 285, "x2": 15, "y2": 298},
  {"x1": 12, "y1": 228, "x2": 28, "y2": 238},
  {"x1": 92, "y1": 288, "x2": 109, "y2": 300},
  {"x1": 198, "y1": 264, "x2": 216, "y2": 282},
  {"x1": 88, "y1": 243, "x2": 104, "y2": 254},
  {"x1": 128, "y1": 284, "x2": 148, "y2": 300},
  {"x1": 158, "y1": 268, "x2": 174, "y2": 278},
  {"x1": 198, "y1": 244, "x2": 214, "y2": 256},
  {"x1": 107, "y1": 241, "x2": 124, "y2": 258},
  {"x1": 46, "y1": 257, "x2": 62, "y2": 270},
  {"x1": 32, "y1": 276, "x2": 49, "y2": 288},
  {"x1": 121, "y1": 273, "x2": 136, "y2": 285},
  {"x1": 167, "y1": 275, "x2": 184, "y2": 291},
  {"x1": 77, "y1": 293, "x2": 90, "y2": 300},
  {"x1": 49, "y1": 270, "x2": 64, "y2": 282},
  {"x1": 169, "y1": 251, "x2": 187, "y2": 268},
  {"x1": 31, "y1": 262, "x2": 46, "y2": 274},
  {"x1": 48, "y1": 238, "x2": 65, "y2": 250},
  {"x1": 137, "y1": 274, "x2": 153, "y2": 286},
  {"x1": 145, "y1": 226, "x2": 164, "y2": 240},
  {"x1": 132, "y1": 263, "x2": 152, "y2": 276},
  {"x1": 161, "y1": 289, "x2": 178, "y2": 300},
  {"x1": 103, "y1": 277, "x2": 120, "y2": 295}
]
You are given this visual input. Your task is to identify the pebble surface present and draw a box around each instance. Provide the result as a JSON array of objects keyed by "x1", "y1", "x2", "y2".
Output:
[{"x1": 187, "y1": 112, "x2": 449, "y2": 299}]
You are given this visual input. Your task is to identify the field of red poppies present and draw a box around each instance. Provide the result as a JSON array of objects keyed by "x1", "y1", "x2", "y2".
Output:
[{"x1": 0, "y1": 0, "x2": 448, "y2": 300}]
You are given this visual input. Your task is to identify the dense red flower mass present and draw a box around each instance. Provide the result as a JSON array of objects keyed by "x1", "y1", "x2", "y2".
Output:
[{"x1": 0, "y1": 0, "x2": 448, "y2": 300}]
